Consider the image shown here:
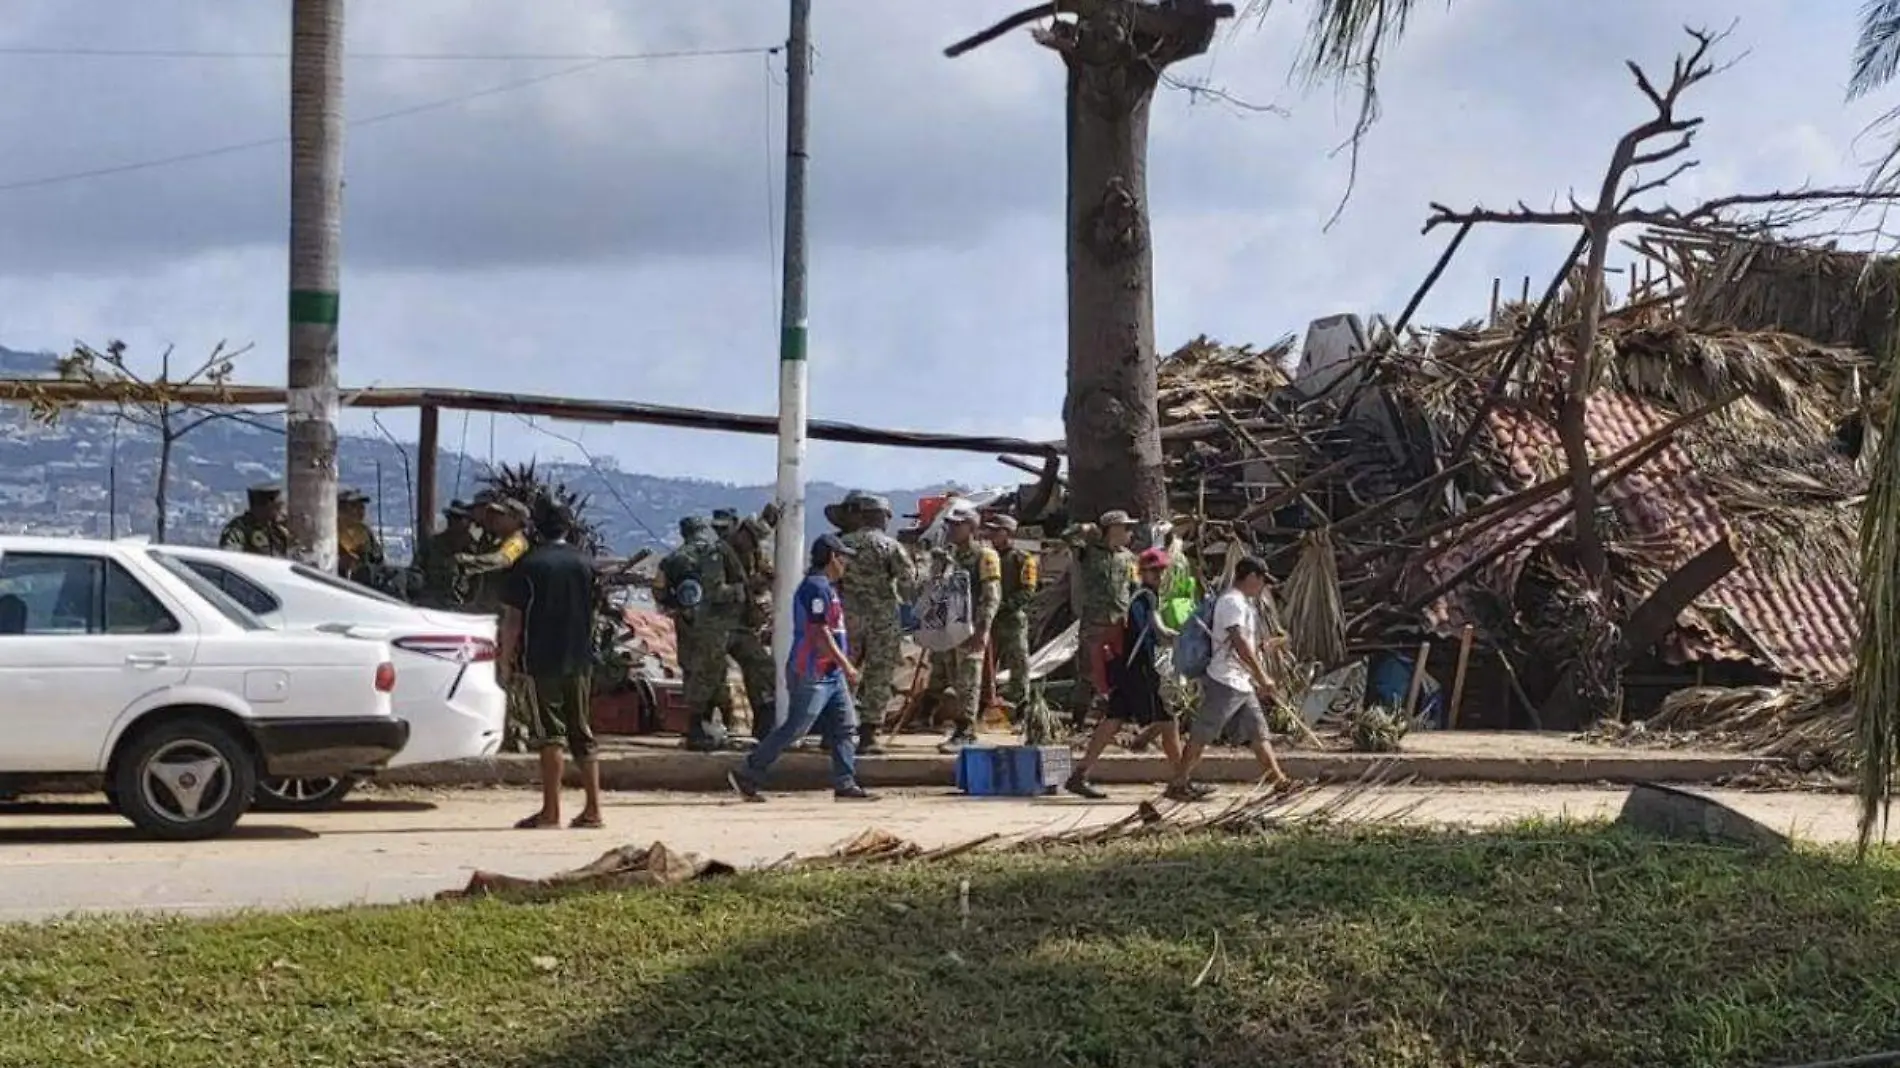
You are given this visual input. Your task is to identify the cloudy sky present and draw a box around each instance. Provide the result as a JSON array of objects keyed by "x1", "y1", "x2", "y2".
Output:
[{"x1": 0, "y1": 0, "x2": 1886, "y2": 492}]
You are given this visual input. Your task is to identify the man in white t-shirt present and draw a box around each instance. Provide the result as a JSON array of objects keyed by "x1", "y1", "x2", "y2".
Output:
[{"x1": 1168, "y1": 555, "x2": 1290, "y2": 800}]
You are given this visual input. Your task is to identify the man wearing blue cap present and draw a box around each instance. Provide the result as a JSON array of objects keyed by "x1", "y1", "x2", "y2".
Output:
[{"x1": 728, "y1": 533, "x2": 879, "y2": 802}]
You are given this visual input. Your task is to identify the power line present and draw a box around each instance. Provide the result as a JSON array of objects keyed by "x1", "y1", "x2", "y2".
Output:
[
  {"x1": 0, "y1": 49, "x2": 770, "y2": 194},
  {"x1": 0, "y1": 44, "x2": 779, "y2": 62}
]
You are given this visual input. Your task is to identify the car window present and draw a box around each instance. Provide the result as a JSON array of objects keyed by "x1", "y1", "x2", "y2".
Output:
[
  {"x1": 291, "y1": 563, "x2": 408, "y2": 607},
  {"x1": 103, "y1": 561, "x2": 181, "y2": 634},
  {"x1": 182, "y1": 560, "x2": 282, "y2": 616},
  {"x1": 0, "y1": 553, "x2": 178, "y2": 635},
  {"x1": 145, "y1": 551, "x2": 266, "y2": 632}
]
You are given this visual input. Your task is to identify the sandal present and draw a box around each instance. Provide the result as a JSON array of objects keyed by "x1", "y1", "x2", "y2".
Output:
[
  {"x1": 513, "y1": 814, "x2": 560, "y2": 830},
  {"x1": 569, "y1": 813, "x2": 604, "y2": 830}
]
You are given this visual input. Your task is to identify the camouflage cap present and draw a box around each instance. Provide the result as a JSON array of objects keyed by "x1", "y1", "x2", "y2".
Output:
[
  {"x1": 338, "y1": 488, "x2": 369, "y2": 505},
  {"x1": 679, "y1": 515, "x2": 710, "y2": 538},
  {"x1": 1098, "y1": 509, "x2": 1135, "y2": 528},
  {"x1": 982, "y1": 513, "x2": 1018, "y2": 533},
  {"x1": 843, "y1": 490, "x2": 893, "y2": 515},
  {"x1": 711, "y1": 508, "x2": 739, "y2": 532}
]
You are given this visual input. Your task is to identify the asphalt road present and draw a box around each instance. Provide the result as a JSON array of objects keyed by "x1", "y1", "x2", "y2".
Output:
[{"x1": 0, "y1": 785, "x2": 1865, "y2": 922}]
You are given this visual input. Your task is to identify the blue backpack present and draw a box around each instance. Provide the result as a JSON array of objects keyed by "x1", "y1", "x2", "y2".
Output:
[{"x1": 1172, "y1": 595, "x2": 1221, "y2": 680}]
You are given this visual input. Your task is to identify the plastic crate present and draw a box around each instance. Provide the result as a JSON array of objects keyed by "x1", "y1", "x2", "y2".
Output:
[{"x1": 954, "y1": 745, "x2": 1072, "y2": 797}]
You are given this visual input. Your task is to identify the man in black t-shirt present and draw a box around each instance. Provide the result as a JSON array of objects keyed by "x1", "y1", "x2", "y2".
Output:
[{"x1": 499, "y1": 507, "x2": 605, "y2": 830}]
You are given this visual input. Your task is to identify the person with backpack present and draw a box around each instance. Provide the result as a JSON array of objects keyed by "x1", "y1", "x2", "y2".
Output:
[
  {"x1": 1170, "y1": 555, "x2": 1291, "y2": 797},
  {"x1": 1063, "y1": 547, "x2": 1208, "y2": 801},
  {"x1": 660, "y1": 515, "x2": 749, "y2": 752}
]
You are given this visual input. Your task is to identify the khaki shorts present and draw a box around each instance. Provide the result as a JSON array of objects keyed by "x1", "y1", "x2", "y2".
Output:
[
  {"x1": 1191, "y1": 678, "x2": 1269, "y2": 746},
  {"x1": 522, "y1": 672, "x2": 597, "y2": 760}
]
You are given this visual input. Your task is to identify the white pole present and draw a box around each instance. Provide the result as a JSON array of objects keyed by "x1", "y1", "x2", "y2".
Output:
[{"x1": 768, "y1": 0, "x2": 811, "y2": 734}]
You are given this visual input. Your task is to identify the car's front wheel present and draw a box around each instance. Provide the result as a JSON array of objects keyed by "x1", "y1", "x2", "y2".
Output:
[
  {"x1": 113, "y1": 718, "x2": 257, "y2": 841},
  {"x1": 253, "y1": 776, "x2": 357, "y2": 811}
]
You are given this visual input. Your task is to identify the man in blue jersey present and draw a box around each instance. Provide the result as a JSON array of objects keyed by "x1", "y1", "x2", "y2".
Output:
[{"x1": 728, "y1": 533, "x2": 880, "y2": 802}]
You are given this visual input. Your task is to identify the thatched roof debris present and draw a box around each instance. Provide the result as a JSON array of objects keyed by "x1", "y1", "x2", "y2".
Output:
[{"x1": 1151, "y1": 230, "x2": 1871, "y2": 722}]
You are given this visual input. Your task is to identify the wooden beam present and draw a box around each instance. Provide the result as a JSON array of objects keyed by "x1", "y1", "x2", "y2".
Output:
[
  {"x1": 416, "y1": 404, "x2": 440, "y2": 544},
  {"x1": 0, "y1": 379, "x2": 1062, "y2": 458}
]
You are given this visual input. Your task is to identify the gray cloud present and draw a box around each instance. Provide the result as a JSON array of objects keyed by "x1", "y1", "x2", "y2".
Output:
[{"x1": 0, "y1": 0, "x2": 1886, "y2": 497}]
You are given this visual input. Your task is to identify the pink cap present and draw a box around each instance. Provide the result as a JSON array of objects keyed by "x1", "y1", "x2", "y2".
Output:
[{"x1": 1138, "y1": 547, "x2": 1172, "y2": 570}]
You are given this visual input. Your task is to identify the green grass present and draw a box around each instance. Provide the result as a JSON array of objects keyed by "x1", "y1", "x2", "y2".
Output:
[{"x1": 5, "y1": 823, "x2": 1900, "y2": 1068}]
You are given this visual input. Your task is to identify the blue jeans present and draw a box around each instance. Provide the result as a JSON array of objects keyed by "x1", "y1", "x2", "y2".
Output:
[{"x1": 742, "y1": 673, "x2": 860, "y2": 790}]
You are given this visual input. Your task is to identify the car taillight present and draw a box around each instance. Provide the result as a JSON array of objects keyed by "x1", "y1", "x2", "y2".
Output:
[
  {"x1": 392, "y1": 635, "x2": 497, "y2": 663},
  {"x1": 374, "y1": 661, "x2": 397, "y2": 693}
]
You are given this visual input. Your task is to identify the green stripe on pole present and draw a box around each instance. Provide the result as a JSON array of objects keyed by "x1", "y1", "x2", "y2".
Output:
[
  {"x1": 288, "y1": 290, "x2": 341, "y2": 326},
  {"x1": 779, "y1": 323, "x2": 807, "y2": 363}
]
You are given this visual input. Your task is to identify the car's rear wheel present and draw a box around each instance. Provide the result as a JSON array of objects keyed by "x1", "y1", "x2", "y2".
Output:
[
  {"x1": 113, "y1": 718, "x2": 256, "y2": 841},
  {"x1": 253, "y1": 776, "x2": 356, "y2": 812}
]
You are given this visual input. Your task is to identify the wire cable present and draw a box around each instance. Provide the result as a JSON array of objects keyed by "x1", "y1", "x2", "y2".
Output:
[
  {"x1": 512, "y1": 413, "x2": 663, "y2": 544},
  {"x1": 0, "y1": 47, "x2": 775, "y2": 194},
  {"x1": 0, "y1": 44, "x2": 779, "y2": 62}
]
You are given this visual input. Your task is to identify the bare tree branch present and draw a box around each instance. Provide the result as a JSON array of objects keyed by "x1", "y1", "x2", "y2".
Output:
[{"x1": 945, "y1": 2, "x2": 1059, "y2": 58}]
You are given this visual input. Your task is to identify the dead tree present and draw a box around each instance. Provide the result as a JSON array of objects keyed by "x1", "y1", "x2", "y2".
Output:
[
  {"x1": 948, "y1": 0, "x2": 1234, "y2": 523},
  {"x1": 1422, "y1": 27, "x2": 1900, "y2": 725},
  {"x1": 48, "y1": 341, "x2": 268, "y2": 543},
  {"x1": 1425, "y1": 27, "x2": 1729, "y2": 592}
]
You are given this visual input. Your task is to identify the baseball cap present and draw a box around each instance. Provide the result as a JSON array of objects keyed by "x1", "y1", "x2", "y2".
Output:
[
  {"x1": 810, "y1": 531, "x2": 858, "y2": 567},
  {"x1": 944, "y1": 501, "x2": 980, "y2": 524},
  {"x1": 1099, "y1": 509, "x2": 1135, "y2": 528},
  {"x1": 1138, "y1": 547, "x2": 1172, "y2": 571},
  {"x1": 982, "y1": 513, "x2": 1018, "y2": 533}
]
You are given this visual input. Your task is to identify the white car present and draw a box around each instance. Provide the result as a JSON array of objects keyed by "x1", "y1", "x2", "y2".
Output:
[
  {"x1": 163, "y1": 546, "x2": 506, "y2": 810},
  {"x1": 0, "y1": 536, "x2": 408, "y2": 840}
]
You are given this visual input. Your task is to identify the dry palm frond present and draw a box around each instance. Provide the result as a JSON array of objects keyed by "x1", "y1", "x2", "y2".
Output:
[
  {"x1": 1281, "y1": 529, "x2": 1347, "y2": 667},
  {"x1": 1650, "y1": 678, "x2": 1854, "y2": 775},
  {"x1": 1857, "y1": 332, "x2": 1900, "y2": 853}
]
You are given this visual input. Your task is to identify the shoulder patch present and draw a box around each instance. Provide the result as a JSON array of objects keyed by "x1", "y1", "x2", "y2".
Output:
[
  {"x1": 978, "y1": 547, "x2": 1002, "y2": 582},
  {"x1": 1021, "y1": 553, "x2": 1039, "y2": 587}
]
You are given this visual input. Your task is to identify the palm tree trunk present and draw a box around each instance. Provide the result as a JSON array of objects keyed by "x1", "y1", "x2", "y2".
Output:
[
  {"x1": 1049, "y1": 2, "x2": 1227, "y2": 524},
  {"x1": 286, "y1": 0, "x2": 345, "y2": 570}
]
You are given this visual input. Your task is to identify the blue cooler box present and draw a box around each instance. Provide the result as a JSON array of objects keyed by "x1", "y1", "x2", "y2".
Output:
[{"x1": 954, "y1": 745, "x2": 1072, "y2": 797}]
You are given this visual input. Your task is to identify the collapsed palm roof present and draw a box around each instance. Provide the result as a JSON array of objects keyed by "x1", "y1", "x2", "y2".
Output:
[{"x1": 1151, "y1": 230, "x2": 1885, "y2": 728}]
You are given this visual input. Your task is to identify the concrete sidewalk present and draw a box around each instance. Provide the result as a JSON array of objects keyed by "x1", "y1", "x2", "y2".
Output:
[{"x1": 382, "y1": 731, "x2": 1770, "y2": 792}]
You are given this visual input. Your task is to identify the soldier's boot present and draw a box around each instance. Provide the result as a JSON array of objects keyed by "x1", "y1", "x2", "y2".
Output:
[{"x1": 684, "y1": 712, "x2": 729, "y2": 752}]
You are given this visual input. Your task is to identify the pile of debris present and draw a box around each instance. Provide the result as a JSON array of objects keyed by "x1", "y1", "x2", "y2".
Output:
[
  {"x1": 1582, "y1": 675, "x2": 1855, "y2": 784},
  {"x1": 1140, "y1": 231, "x2": 1875, "y2": 731}
]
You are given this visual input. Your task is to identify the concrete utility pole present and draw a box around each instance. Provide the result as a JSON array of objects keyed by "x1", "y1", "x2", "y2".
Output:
[
  {"x1": 768, "y1": 0, "x2": 812, "y2": 735},
  {"x1": 286, "y1": 0, "x2": 345, "y2": 570}
]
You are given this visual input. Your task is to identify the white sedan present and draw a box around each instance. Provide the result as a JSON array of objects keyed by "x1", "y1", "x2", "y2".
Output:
[
  {"x1": 163, "y1": 546, "x2": 507, "y2": 810},
  {"x1": 0, "y1": 536, "x2": 408, "y2": 839}
]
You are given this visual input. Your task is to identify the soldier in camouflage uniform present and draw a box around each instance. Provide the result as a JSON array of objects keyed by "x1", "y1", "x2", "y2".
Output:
[
  {"x1": 336, "y1": 489, "x2": 386, "y2": 583},
  {"x1": 1069, "y1": 509, "x2": 1139, "y2": 729},
  {"x1": 982, "y1": 513, "x2": 1038, "y2": 712},
  {"x1": 416, "y1": 500, "x2": 476, "y2": 609},
  {"x1": 460, "y1": 497, "x2": 532, "y2": 613},
  {"x1": 218, "y1": 485, "x2": 292, "y2": 557},
  {"x1": 461, "y1": 497, "x2": 534, "y2": 750},
  {"x1": 838, "y1": 491, "x2": 916, "y2": 755},
  {"x1": 721, "y1": 510, "x2": 778, "y2": 740},
  {"x1": 670, "y1": 515, "x2": 759, "y2": 750},
  {"x1": 923, "y1": 501, "x2": 1000, "y2": 753}
]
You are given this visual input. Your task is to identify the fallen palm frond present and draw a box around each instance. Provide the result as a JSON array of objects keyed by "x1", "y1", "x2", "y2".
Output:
[
  {"x1": 1601, "y1": 676, "x2": 1856, "y2": 776},
  {"x1": 448, "y1": 767, "x2": 1423, "y2": 903},
  {"x1": 1858, "y1": 328, "x2": 1900, "y2": 852},
  {"x1": 1281, "y1": 529, "x2": 1347, "y2": 667}
]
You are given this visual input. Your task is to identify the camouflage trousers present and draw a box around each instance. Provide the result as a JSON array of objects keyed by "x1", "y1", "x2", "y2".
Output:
[
  {"x1": 1069, "y1": 622, "x2": 1116, "y2": 727},
  {"x1": 846, "y1": 604, "x2": 901, "y2": 739},
  {"x1": 992, "y1": 610, "x2": 1031, "y2": 710},
  {"x1": 680, "y1": 615, "x2": 777, "y2": 743},
  {"x1": 925, "y1": 644, "x2": 984, "y2": 733}
]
